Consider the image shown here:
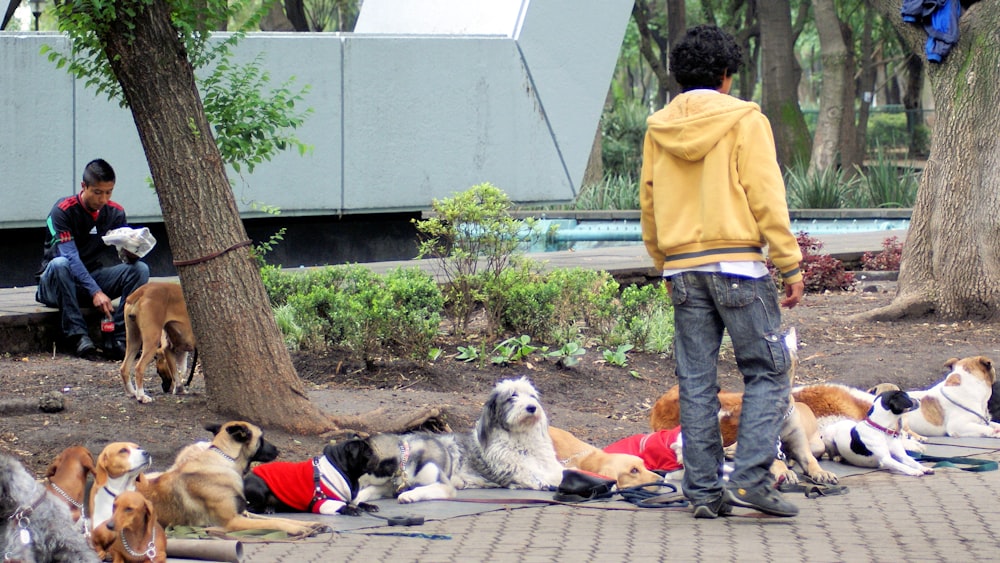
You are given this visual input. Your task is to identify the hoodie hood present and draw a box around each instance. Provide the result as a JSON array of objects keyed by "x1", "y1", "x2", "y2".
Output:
[{"x1": 646, "y1": 91, "x2": 759, "y2": 161}]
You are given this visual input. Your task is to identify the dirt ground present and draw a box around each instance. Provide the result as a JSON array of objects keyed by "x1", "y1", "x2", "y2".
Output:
[{"x1": 2, "y1": 279, "x2": 998, "y2": 479}]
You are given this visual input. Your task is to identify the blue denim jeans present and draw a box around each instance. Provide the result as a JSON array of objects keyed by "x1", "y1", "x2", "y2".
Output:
[
  {"x1": 35, "y1": 257, "x2": 150, "y2": 341},
  {"x1": 668, "y1": 271, "x2": 790, "y2": 504}
]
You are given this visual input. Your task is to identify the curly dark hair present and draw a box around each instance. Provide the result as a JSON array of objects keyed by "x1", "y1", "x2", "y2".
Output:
[{"x1": 669, "y1": 25, "x2": 743, "y2": 91}]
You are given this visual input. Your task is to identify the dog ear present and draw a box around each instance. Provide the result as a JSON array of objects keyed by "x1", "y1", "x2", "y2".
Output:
[
  {"x1": 225, "y1": 423, "x2": 253, "y2": 444},
  {"x1": 204, "y1": 422, "x2": 223, "y2": 435},
  {"x1": 979, "y1": 357, "x2": 994, "y2": 376},
  {"x1": 82, "y1": 450, "x2": 97, "y2": 475},
  {"x1": 143, "y1": 497, "x2": 156, "y2": 534},
  {"x1": 944, "y1": 358, "x2": 960, "y2": 371}
]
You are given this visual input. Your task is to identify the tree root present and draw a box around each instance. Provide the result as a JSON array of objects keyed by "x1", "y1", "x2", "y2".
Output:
[
  {"x1": 848, "y1": 293, "x2": 935, "y2": 322},
  {"x1": 329, "y1": 405, "x2": 453, "y2": 437}
]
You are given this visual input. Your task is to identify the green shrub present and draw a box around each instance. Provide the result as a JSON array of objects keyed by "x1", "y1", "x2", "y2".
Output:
[
  {"x1": 611, "y1": 282, "x2": 674, "y2": 353},
  {"x1": 866, "y1": 112, "x2": 909, "y2": 152},
  {"x1": 413, "y1": 183, "x2": 537, "y2": 335},
  {"x1": 267, "y1": 264, "x2": 443, "y2": 367},
  {"x1": 497, "y1": 268, "x2": 618, "y2": 346},
  {"x1": 601, "y1": 98, "x2": 648, "y2": 179},
  {"x1": 784, "y1": 160, "x2": 857, "y2": 209},
  {"x1": 574, "y1": 174, "x2": 639, "y2": 210},
  {"x1": 854, "y1": 152, "x2": 919, "y2": 208}
]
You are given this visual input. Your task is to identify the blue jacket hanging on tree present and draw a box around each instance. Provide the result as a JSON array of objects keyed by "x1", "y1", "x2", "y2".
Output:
[{"x1": 901, "y1": 0, "x2": 961, "y2": 63}]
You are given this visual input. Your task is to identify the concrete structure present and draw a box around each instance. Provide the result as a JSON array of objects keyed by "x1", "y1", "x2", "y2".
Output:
[{"x1": 1, "y1": 0, "x2": 632, "y2": 230}]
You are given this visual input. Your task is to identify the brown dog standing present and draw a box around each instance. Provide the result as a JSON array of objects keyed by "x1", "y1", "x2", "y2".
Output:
[
  {"x1": 92, "y1": 491, "x2": 167, "y2": 563},
  {"x1": 120, "y1": 281, "x2": 196, "y2": 403},
  {"x1": 44, "y1": 445, "x2": 95, "y2": 526}
]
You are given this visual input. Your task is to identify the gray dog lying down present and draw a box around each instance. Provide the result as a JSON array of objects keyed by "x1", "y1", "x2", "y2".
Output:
[
  {"x1": 357, "y1": 377, "x2": 566, "y2": 504},
  {"x1": 0, "y1": 453, "x2": 99, "y2": 562}
]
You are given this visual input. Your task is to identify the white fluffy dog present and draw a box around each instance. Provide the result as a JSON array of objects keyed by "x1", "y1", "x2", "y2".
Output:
[
  {"x1": 0, "y1": 454, "x2": 99, "y2": 562},
  {"x1": 360, "y1": 376, "x2": 565, "y2": 503}
]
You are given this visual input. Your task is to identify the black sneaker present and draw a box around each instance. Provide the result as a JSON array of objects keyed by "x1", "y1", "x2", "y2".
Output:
[
  {"x1": 103, "y1": 339, "x2": 126, "y2": 361},
  {"x1": 725, "y1": 485, "x2": 799, "y2": 517},
  {"x1": 75, "y1": 334, "x2": 97, "y2": 358},
  {"x1": 692, "y1": 497, "x2": 732, "y2": 519}
]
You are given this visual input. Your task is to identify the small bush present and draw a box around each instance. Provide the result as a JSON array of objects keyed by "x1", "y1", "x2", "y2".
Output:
[
  {"x1": 266, "y1": 265, "x2": 443, "y2": 366},
  {"x1": 413, "y1": 183, "x2": 537, "y2": 335},
  {"x1": 574, "y1": 174, "x2": 639, "y2": 210},
  {"x1": 854, "y1": 151, "x2": 919, "y2": 208},
  {"x1": 611, "y1": 282, "x2": 674, "y2": 353},
  {"x1": 784, "y1": 160, "x2": 857, "y2": 209},
  {"x1": 861, "y1": 236, "x2": 904, "y2": 271},
  {"x1": 769, "y1": 232, "x2": 855, "y2": 293}
]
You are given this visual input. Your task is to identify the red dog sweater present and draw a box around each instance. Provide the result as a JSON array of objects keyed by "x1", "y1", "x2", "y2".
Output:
[
  {"x1": 603, "y1": 426, "x2": 683, "y2": 472},
  {"x1": 251, "y1": 456, "x2": 351, "y2": 515}
]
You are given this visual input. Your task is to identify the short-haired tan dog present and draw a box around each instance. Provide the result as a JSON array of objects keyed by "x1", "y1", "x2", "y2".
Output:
[
  {"x1": 136, "y1": 421, "x2": 326, "y2": 537},
  {"x1": 92, "y1": 491, "x2": 167, "y2": 563},
  {"x1": 548, "y1": 427, "x2": 662, "y2": 488},
  {"x1": 44, "y1": 445, "x2": 95, "y2": 527},
  {"x1": 90, "y1": 442, "x2": 152, "y2": 532},
  {"x1": 120, "y1": 281, "x2": 196, "y2": 403},
  {"x1": 905, "y1": 356, "x2": 1000, "y2": 437}
]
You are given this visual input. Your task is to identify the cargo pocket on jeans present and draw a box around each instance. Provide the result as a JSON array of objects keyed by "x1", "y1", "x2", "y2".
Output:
[
  {"x1": 711, "y1": 275, "x2": 756, "y2": 308},
  {"x1": 763, "y1": 331, "x2": 790, "y2": 375}
]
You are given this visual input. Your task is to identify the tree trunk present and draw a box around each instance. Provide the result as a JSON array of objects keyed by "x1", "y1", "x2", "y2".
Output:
[
  {"x1": 902, "y1": 52, "x2": 926, "y2": 157},
  {"x1": 861, "y1": 0, "x2": 1000, "y2": 321},
  {"x1": 847, "y1": 8, "x2": 877, "y2": 173},
  {"x1": 758, "y1": 0, "x2": 812, "y2": 167},
  {"x1": 99, "y1": 0, "x2": 334, "y2": 433},
  {"x1": 633, "y1": 0, "x2": 670, "y2": 107},
  {"x1": 260, "y1": 0, "x2": 295, "y2": 31},
  {"x1": 808, "y1": 0, "x2": 848, "y2": 175},
  {"x1": 665, "y1": 0, "x2": 686, "y2": 100}
]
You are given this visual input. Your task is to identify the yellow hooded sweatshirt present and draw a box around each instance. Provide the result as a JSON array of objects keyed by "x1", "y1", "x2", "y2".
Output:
[{"x1": 639, "y1": 91, "x2": 803, "y2": 285}]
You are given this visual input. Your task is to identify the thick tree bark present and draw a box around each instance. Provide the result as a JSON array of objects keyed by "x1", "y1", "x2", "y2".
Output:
[
  {"x1": 758, "y1": 0, "x2": 812, "y2": 166},
  {"x1": 99, "y1": 0, "x2": 334, "y2": 433},
  {"x1": 902, "y1": 52, "x2": 926, "y2": 157},
  {"x1": 861, "y1": 0, "x2": 1000, "y2": 321},
  {"x1": 808, "y1": 0, "x2": 848, "y2": 175},
  {"x1": 633, "y1": 0, "x2": 670, "y2": 108}
]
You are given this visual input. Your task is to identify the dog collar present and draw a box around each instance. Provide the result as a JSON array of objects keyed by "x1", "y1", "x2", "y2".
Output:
[
  {"x1": 120, "y1": 526, "x2": 158, "y2": 561},
  {"x1": 940, "y1": 388, "x2": 992, "y2": 425},
  {"x1": 864, "y1": 418, "x2": 901, "y2": 438},
  {"x1": 209, "y1": 445, "x2": 236, "y2": 463},
  {"x1": 47, "y1": 479, "x2": 84, "y2": 511},
  {"x1": 5, "y1": 486, "x2": 47, "y2": 552}
]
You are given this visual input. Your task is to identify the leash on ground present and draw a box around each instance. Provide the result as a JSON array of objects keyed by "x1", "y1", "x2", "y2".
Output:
[
  {"x1": 776, "y1": 474, "x2": 849, "y2": 498},
  {"x1": 907, "y1": 452, "x2": 999, "y2": 472}
]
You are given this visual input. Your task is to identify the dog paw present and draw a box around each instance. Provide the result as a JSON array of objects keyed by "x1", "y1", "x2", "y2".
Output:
[
  {"x1": 398, "y1": 492, "x2": 417, "y2": 504},
  {"x1": 337, "y1": 505, "x2": 362, "y2": 517},
  {"x1": 137, "y1": 394, "x2": 153, "y2": 404},
  {"x1": 357, "y1": 502, "x2": 379, "y2": 513},
  {"x1": 809, "y1": 470, "x2": 839, "y2": 485}
]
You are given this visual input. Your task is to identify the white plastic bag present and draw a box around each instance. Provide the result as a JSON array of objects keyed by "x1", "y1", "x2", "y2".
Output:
[{"x1": 102, "y1": 226, "x2": 157, "y2": 260}]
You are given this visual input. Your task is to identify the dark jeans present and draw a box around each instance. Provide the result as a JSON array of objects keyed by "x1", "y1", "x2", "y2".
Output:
[
  {"x1": 35, "y1": 257, "x2": 150, "y2": 341},
  {"x1": 668, "y1": 271, "x2": 790, "y2": 504}
]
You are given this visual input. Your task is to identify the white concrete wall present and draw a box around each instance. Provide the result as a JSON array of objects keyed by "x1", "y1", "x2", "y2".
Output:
[{"x1": 0, "y1": 0, "x2": 632, "y2": 229}]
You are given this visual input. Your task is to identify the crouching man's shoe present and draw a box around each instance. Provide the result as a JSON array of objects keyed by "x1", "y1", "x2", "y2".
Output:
[{"x1": 75, "y1": 335, "x2": 97, "y2": 359}]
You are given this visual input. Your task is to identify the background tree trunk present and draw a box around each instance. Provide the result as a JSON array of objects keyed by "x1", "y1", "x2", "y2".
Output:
[
  {"x1": 808, "y1": 0, "x2": 847, "y2": 175},
  {"x1": 863, "y1": 0, "x2": 1000, "y2": 320},
  {"x1": 758, "y1": 0, "x2": 812, "y2": 166},
  {"x1": 99, "y1": 0, "x2": 334, "y2": 433}
]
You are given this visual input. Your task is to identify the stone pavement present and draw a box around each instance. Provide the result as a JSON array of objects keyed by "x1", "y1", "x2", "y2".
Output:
[{"x1": 238, "y1": 447, "x2": 1000, "y2": 563}]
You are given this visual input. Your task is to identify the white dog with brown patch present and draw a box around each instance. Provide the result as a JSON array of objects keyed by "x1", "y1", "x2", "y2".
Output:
[
  {"x1": 90, "y1": 442, "x2": 152, "y2": 531},
  {"x1": 905, "y1": 356, "x2": 1000, "y2": 438}
]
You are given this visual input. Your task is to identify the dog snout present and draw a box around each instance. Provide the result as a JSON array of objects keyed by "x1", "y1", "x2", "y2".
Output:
[
  {"x1": 105, "y1": 519, "x2": 116, "y2": 531},
  {"x1": 526, "y1": 404, "x2": 536, "y2": 414},
  {"x1": 253, "y1": 440, "x2": 280, "y2": 463}
]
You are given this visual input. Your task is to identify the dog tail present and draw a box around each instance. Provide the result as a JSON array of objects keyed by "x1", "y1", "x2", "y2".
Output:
[
  {"x1": 784, "y1": 327, "x2": 798, "y2": 387},
  {"x1": 185, "y1": 348, "x2": 198, "y2": 386}
]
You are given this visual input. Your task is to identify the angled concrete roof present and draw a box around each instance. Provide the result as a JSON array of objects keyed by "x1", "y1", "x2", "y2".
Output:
[{"x1": 0, "y1": 0, "x2": 632, "y2": 227}]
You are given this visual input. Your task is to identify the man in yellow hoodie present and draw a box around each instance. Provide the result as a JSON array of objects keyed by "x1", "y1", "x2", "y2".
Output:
[{"x1": 639, "y1": 25, "x2": 804, "y2": 519}]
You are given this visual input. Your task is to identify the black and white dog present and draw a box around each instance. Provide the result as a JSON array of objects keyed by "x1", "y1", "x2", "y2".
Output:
[
  {"x1": 821, "y1": 390, "x2": 934, "y2": 476},
  {"x1": 244, "y1": 438, "x2": 383, "y2": 516},
  {"x1": 0, "y1": 454, "x2": 99, "y2": 562},
  {"x1": 360, "y1": 376, "x2": 566, "y2": 503}
]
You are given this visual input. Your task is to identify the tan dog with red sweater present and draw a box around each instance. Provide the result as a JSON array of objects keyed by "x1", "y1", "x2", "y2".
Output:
[{"x1": 548, "y1": 427, "x2": 661, "y2": 488}]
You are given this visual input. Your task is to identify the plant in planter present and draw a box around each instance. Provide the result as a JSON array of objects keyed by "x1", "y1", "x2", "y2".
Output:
[{"x1": 861, "y1": 236, "x2": 904, "y2": 271}]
